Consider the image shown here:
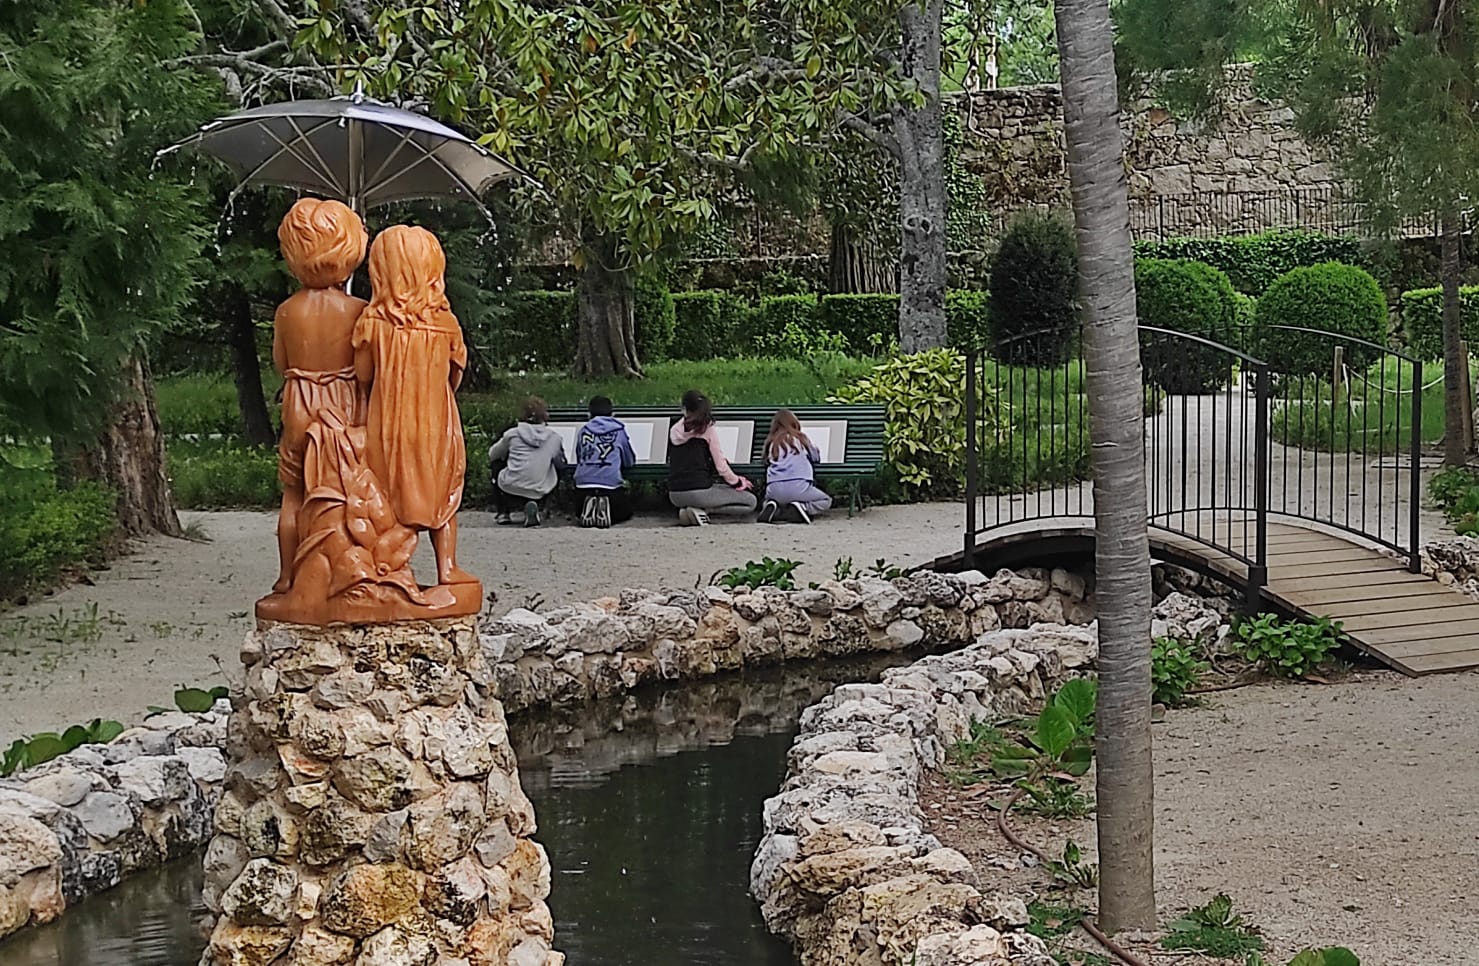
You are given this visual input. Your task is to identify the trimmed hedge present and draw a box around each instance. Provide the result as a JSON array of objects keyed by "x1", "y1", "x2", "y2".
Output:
[
  {"x1": 494, "y1": 291, "x2": 577, "y2": 369},
  {"x1": 1401, "y1": 286, "x2": 1479, "y2": 360},
  {"x1": 634, "y1": 275, "x2": 676, "y2": 363},
  {"x1": 1134, "y1": 230, "x2": 1365, "y2": 296},
  {"x1": 947, "y1": 290, "x2": 991, "y2": 350},
  {"x1": 820, "y1": 294, "x2": 898, "y2": 353},
  {"x1": 988, "y1": 212, "x2": 1079, "y2": 365},
  {"x1": 672, "y1": 290, "x2": 749, "y2": 359},
  {"x1": 1255, "y1": 263, "x2": 1387, "y2": 376},
  {"x1": 1135, "y1": 258, "x2": 1240, "y2": 394},
  {"x1": 752, "y1": 294, "x2": 821, "y2": 352}
]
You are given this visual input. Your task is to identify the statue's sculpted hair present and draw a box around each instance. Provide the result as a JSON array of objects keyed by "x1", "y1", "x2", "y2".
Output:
[
  {"x1": 277, "y1": 198, "x2": 368, "y2": 288},
  {"x1": 361, "y1": 225, "x2": 454, "y2": 330}
]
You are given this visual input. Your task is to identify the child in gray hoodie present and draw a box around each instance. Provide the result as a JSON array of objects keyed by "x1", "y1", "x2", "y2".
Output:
[{"x1": 489, "y1": 396, "x2": 568, "y2": 526}]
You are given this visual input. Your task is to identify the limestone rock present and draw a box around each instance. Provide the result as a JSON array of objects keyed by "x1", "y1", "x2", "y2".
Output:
[
  {"x1": 220, "y1": 858, "x2": 297, "y2": 927},
  {"x1": 320, "y1": 863, "x2": 421, "y2": 938}
]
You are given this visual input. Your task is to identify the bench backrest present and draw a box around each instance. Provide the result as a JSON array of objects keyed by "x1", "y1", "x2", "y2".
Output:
[{"x1": 542, "y1": 404, "x2": 886, "y2": 474}]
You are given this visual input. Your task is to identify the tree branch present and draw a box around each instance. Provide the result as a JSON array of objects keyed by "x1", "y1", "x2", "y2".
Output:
[{"x1": 839, "y1": 110, "x2": 900, "y2": 158}]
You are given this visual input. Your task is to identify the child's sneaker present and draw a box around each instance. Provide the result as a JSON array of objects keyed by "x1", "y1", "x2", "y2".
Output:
[
  {"x1": 677, "y1": 507, "x2": 710, "y2": 527},
  {"x1": 495, "y1": 512, "x2": 515, "y2": 526},
  {"x1": 580, "y1": 497, "x2": 598, "y2": 528},
  {"x1": 595, "y1": 495, "x2": 612, "y2": 529},
  {"x1": 758, "y1": 500, "x2": 780, "y2": 524},
  {"x1": 787, "y1": 503, "x2": 812, "y2": 525},
  {"x1": 523, "y1": 500, "x2": 541, "y2": 527}
]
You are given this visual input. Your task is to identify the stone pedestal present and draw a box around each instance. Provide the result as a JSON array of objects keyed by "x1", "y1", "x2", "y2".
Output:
[{"x1": 201, "y1": 617, "x2": 561, "y2": 966}]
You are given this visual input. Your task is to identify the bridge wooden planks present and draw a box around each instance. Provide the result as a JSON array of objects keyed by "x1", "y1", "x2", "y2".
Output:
[{"x1": 1152, "y1": 520, "x2": 1479, "y2": 676}]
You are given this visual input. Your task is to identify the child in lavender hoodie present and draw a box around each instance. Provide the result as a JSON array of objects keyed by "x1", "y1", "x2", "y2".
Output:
[{"x1": 758, "y1": 409, "x2": 833, "y2": 524}]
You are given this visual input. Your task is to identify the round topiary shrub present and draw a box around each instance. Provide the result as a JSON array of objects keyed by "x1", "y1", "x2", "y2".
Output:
[
  {"x1": 988, "y1": 212, "x2": 1078, "y2": 365},
  {"x1": 1135, "y1": 258, "x2": 1240, "y2": 394},
  {"x1": 1254, "y1": 263, "x2": 1388, "y2": 376}
]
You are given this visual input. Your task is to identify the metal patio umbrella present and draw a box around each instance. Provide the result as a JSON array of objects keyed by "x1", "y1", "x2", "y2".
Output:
[{"x1": 160, "y1": 87, "x2": 527, "y2": 213}]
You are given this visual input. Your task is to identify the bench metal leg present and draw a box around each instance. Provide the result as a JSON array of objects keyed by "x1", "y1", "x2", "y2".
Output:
[{"x1": 848, "y1": 480, "x2": 862, "y2": 518}]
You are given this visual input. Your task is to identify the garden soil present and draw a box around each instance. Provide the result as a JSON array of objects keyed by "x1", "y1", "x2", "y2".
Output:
[{"x1": 920, "y1": 670, "x2": 1479, "y2": 964}]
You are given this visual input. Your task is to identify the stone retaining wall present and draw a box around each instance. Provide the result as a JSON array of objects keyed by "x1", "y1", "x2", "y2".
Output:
[
  {"x1": 479, "y1": 568, "x2": 1094, "y2": 715},
  {"x1": 1420, "y1": 538, "x2": 1479, "y2": 599},
  {"x1": 749, "y1": 589, "x2": 1230, "y2": 966},
  {"x1": 0, "y1": 705, "x2": 229, "y2": 937}
]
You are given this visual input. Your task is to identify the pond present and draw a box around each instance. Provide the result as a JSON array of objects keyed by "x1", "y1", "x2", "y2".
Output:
[{"x1": 0, "y1": 658, "x2": 902, "y2": 966}]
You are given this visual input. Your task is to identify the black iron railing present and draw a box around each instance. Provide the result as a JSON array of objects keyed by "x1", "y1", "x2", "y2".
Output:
[{"x1": 962, "y1": 321, "x2": 1425, "y2": 597}]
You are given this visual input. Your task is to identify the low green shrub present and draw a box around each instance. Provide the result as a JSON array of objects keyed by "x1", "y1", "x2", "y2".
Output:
[
  {"x1": 1161, "y1": 894, "x2": 1266, "y2": 958},
  {"x1": 819, "y1": 294, "x2": 898, "y2": 353},
  {"x1": 1399, "y1": 285, "x2": 1479, "y2": 360},
  {"x1": 946, "y1": 289, "x2": 991, "y2": 350},
  {"x1": 1136, "y1": 230, "x2": 1365, "y2": 296},
  {"x1": 1235, "y1": 613, "x2": 1343, "y2": 678},
  {"x1": 156, "y1": 374, "x2": 279, "y2": 437},
  {"x1": 831, "y1": 348, "x2": 1008, "y2": 496},
  {"x1": 671, "y1": 291, "x2": 748, "y2": 359},
  {"x1": 0, "y1": 469, "x2": 117, "y2": 600},
  {"x1": 1254, "y1": 263, "x2": 1387, "y2": 376},
  {"x1": 634, "y1": 274, "x2": 677, "y2": 363},
  {"x1": 753, "y1": 294, "x2": 821, "y2": 354},
  {"x1": 1428, "y1": 466, "x2": 1479, "y2": 535},
  {"x1": 989, "y1": 212, "x2": 1079, "y2": 365},
  {"x1": 1151, "y1": 637, "x2": 1209, "y2": 706},
  {"x1": 1135, "y1": 258, "x2": 1240, "y2": 394}
]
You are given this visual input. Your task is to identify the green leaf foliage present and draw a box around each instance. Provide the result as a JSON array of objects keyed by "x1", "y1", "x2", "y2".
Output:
[
  {"x1": 0, "y1": 467, "x2": 116, "y2": 601},
  {"x1": 1254, "y1": 264, "x2": 1388, "y2": 377},
  {"x1": 1400, "y1": 286, "x2": 1479, "y2": 361},
  {"x1": 946, "y1": 290, "x2": 991, "y2": 351},
  {"x1": 1236, "y1": 614, "x2": 1343, "y2": 678},
  {"x1": 717, "y1": 557, "x2": 802, "y2": 591},
  {"x1": 1135, "y1": 258, "x2": 1241, "y2": 394},
  {"x1": 174, "y1": 687, "x2": 217, "y2": 714},
  {"x1": 0, "y1": 718, "x2": 125, "y2": 776},
  {"x1": 0, "y1": 0, "x2": 214, "y2": 444},
  {"x1": 1151, "y1": 637, "x2": 1209, "y2": 706},
  {"x1": 634, "y1": 273, "x2": 677, "y2": 364},
  {"x1": 1287, "y1": 949, "x2": 1360, "y2": 966},
  {"x1": 819, "y1": 295, "x2": 899, "y2": 354},
  {"x1": 988, "y1": 212, "x2": 1079, "y2": 365},
  {"x1": 830, "y1": 349, "x2": 1008, "y2": 496},
  {"x1": 1134, "y1": 232, "x2": 1366, "y2": 297},
  {"x1": 305, "y1": 0, "x2": 911, "y2": 273}
]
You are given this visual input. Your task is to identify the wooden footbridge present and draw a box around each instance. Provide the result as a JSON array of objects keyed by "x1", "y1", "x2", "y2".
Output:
[{"x1": 957, "y1": 325, "x2": 1479, "y2": 677}]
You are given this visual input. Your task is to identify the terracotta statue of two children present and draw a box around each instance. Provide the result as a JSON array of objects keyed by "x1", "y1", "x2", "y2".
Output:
[{"x1": 257, "y1": 197, "x2": 481, "y2": 625}]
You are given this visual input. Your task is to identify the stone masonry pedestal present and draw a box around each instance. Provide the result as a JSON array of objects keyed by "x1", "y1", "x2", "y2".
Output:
[{"x1": 200, "y1": 617, "x2": 561, "y2": 966}]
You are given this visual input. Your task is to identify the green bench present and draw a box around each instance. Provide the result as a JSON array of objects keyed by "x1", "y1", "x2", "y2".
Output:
[{"x1": 540, "y1": 404, "x2": 887, "y2": 516}]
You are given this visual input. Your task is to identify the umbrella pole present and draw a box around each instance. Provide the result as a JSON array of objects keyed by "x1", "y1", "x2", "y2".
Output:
[{"x1": 346, "y1": 115, "x2": 364, "y2": 296}]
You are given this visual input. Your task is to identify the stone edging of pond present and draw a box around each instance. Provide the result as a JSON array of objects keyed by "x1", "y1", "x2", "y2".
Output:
[
  {"x1": 477, "y1": 567, "x2": 1096, "y2": 715},
  {"x1": 1421, "y1": 537, "x2": 1479, "y2": 600},
  {"x1": 0, "y1": 705, "x2": 229, "y2": 939},
  {"x1": 748, "y1": 586, "x2": 1232, "y2": 966}
]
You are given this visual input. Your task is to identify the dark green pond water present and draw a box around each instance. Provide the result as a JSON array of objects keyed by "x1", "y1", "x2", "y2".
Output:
[{"x1": 0, "y1": 660, "x2": 896, "y2": 966}]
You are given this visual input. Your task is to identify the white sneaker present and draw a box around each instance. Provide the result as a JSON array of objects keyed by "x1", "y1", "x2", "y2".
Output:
[
  {"x1": 595, "y1": 495, "x2": 612, "y2": 529},
  {"x1": 580, "y1": 497, "x2": 598, "y2": 528},
  {"x1": 523, "y1": 500, "x2": 541, "y2": 527},
  {"x1": 789, "y1": 503, "x2": 812, "y2": 525},
  {"x1": 677, "y1": 507, "x2": 710, "y2": 527},
  {"x1": 758, "y1": 500, "x2": 780, "y2": 524}
]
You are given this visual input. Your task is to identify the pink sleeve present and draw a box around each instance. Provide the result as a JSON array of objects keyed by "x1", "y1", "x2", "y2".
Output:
[{"x1": 704, "y1": 427, "x2": 741, "y2": 485}]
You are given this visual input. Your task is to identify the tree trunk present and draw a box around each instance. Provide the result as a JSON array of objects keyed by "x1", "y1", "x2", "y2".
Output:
[
  {"x1": 222, "y1": 282, "x2": 276, "y2": 447},
  {"x1": 574, "y1": 238, "x2": 642, "y2": 379},
  {"x1": 894, "y1": 0, "x2": 949, "y2": 352},
  {"x1": 1440, "y1": 209, "x2": 1468, "y2": 466},
  {"x1": 828, "y1": 221, "x2": 896, "y2": 294},
  {"x1": 1054, "y1": 0, "x2": 1157, "y2": 933},
  {"x1": 74, "y1": 355, "x2": 184, "y2": 539}
]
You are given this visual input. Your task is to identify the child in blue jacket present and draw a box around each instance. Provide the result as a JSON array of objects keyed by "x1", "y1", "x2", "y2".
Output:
[{"x1": 575, "y1": 396, "x2": 637, "y2": 528}]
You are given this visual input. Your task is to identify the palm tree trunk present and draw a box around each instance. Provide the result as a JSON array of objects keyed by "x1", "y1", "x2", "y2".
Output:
[
  {"x1": 1440, "y1": 209, "x2": 1469, "y2": 465},
  {"x1": 1053, "y1": 0, "x2": 1157, "y2": 933}
]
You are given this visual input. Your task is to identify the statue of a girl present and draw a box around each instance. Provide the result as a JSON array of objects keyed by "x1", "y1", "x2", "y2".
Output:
[{"x1": 353, "y1": 225, "x2": 477, "y2": 588}]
